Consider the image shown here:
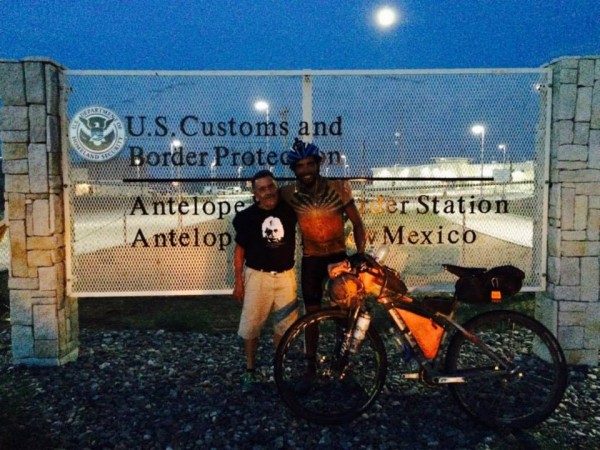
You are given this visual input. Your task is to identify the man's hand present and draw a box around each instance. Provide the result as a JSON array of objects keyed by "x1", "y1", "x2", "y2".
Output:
[
  {"x1": 345, "y1": 201, "x2": 366, "y2": 253},
  {"x1": 233, "y1": 243, "x2": 245, "y2": 303}
]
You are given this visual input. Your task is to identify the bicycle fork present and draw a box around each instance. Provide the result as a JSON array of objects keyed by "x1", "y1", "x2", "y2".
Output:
[{"x1": 333, "y1": 308, "x2": 371, "y2": 377}]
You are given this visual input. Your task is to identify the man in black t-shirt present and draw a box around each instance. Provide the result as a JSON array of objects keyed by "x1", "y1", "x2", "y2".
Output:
[{"x1": 232, "y1": 170, "x2": 298, "y2": 393}]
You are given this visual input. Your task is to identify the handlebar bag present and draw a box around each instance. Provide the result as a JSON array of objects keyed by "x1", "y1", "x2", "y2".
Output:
[
  {"x1": 358, "y1": 266, "x2": 408, "y2": 297},
  {"x1": 455, "y1": 265, "x2": 525, "y2": 304}
]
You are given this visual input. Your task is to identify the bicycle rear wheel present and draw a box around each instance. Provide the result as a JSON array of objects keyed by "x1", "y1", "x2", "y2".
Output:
[
  {"x1": 445, "y1": 310, "x2": 567, "y2": 429},
  {"x1": 274, "y1": 309, "x2": 387, "y2": 425}
]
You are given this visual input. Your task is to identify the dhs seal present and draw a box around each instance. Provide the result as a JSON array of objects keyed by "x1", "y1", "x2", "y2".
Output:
[{"x1": 69, "y1": 106, "x2": 126, "y2": 161}]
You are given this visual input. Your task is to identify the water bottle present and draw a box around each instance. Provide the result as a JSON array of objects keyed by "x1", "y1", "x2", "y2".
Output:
[
  {"x1": 388, "y1": 327, "x2": 418, "y2": 371},
  {"x1": 374, "y1": 245, "x2": 389, "y2": 263},
  {"x1": 350, "y1": 311, "x2": 371, "y2": 353}
]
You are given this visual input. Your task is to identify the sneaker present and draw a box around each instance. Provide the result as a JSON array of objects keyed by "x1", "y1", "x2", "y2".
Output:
[{"x1": 241, "y1": 371, "x2": 257, "y2": 394}]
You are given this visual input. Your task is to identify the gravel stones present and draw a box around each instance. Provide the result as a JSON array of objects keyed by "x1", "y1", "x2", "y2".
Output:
[{"x1": 1, "y1": 328, "x2": 598, "y2": 449}]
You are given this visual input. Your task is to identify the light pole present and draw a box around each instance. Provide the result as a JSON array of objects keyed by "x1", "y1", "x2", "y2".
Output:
[
  {"x1": 237, "y1": 165, "x2": 243, "y2": 189},
  {"x1": 170, "y1": 139, "x2": 184, "y2": 229},
  {"x1": 211, "y1": 159, "x2": 216, "y2": 190},
  {"x1": 498, "y1": 144, "x2": 508, "y2": 198},
  {"x1": 394, "y1": 131, "x2": 401, "y2": 163},
  {"x1": 134, "y1": 157, "x2": 141, "y2": 178},
  {"x1": 498, "y1": 144, "x2": 507, "y2": 166},
  {"x1": 170, "y1": 140, "x2": 182, "y2": 181},
  {"x1": 133, "y1": 156, "x2": 142, "y2": 195},
  {"x1": 170, "y1": 139, "x2": 184, "y2": 187},
  {"x1": 471, "y1": 125, "x2": 485, "y2": 195},
  {"x1": 170, "y1": 140, "x2": 183, "y2": 184},
  {"x1": 254, "y1": 100, "x2": 270, "y2": 165}
]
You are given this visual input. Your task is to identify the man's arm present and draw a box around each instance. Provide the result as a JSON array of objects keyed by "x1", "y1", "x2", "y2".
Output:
[
  {"x1": 345, "y1": 201, "x2": 366, "y2": 253},
  {"x1": 233, "y1": 243, "x2": 245, "y2": 302}
]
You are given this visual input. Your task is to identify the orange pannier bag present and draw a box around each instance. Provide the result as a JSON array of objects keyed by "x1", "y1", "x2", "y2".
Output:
[{"x1": 396, "y1": 309, "x2": 444, "y2": 359}]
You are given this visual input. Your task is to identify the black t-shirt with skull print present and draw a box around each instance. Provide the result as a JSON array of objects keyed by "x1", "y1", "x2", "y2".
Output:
[{"x1": 233, "y1": 200, "x2": 297, "y2": 272}]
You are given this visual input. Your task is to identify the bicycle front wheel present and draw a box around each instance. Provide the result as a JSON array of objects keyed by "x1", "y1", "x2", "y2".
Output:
[
  {"x1": 445, "y1": 310, "x2": 568, "y2": 429},
  {"x1": 274, "y1": 309, "x2": 387, "y2": 425}
]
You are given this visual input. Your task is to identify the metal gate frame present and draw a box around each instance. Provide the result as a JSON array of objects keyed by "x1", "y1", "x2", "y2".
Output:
[{"x1": 63, "y1": 68, "x2": 552, "y2": 297}]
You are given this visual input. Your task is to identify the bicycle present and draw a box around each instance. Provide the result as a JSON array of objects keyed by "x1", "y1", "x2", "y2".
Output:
[{"x1": 274, "y1": 249, "x2": 568, "y2": 428}]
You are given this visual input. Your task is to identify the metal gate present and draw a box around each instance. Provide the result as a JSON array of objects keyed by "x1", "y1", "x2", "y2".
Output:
[{"x1": 64, "y1": 69, "x2": 551, "y2": 297}]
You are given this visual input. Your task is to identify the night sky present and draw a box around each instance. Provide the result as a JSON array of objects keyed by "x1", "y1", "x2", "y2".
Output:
[{"x1": 1, "y1": 0, "x2": 598, "y2": 70}]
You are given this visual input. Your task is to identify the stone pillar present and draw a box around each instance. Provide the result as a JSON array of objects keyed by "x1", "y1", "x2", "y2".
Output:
[
  {"x1": 0, "y1": 58, "x2": 78, "y2": 365},
  {"x1": 536, "y1": 56, "x2": 600, "y2": 366}
]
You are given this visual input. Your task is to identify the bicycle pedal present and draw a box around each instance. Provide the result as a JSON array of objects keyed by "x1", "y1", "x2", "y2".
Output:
[
  {"x1": 401, "y1": 373, "x2": 420, "y2": 379},
  {"x1": 431, "y1": 376, "x2": 465, "y2": 384}
]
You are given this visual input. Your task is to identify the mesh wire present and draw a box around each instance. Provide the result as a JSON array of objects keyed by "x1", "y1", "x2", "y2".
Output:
[{"x1": 64, "y1": 70, "x2": 550, "y2": 296}]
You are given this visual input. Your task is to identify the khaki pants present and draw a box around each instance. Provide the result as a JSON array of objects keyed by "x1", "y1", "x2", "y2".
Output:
[{"x1": 238, "y1": 267, "x2": 298, "y2": 340}]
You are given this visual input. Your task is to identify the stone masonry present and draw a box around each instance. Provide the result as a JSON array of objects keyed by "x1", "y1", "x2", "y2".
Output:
[
  {"x1": 0, "y1": 58, "x2": 78, "y2": 365},
  {"x1": 536, "y1": 56, "x2": 600, "y2": 366}
]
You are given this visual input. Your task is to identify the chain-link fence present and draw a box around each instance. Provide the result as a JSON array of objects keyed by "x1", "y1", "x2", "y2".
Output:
[
  {"x1": 0, "y1": 141, "x2": 8, "y2": 275},
  {"x1": 64, "y1": 69, "x2": 550, "y2": 296}
]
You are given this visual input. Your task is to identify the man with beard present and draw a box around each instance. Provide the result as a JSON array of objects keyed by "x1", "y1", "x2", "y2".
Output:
[
  {"x1": 233, "y1": 170, "x2": 298, "y2": 393},
  {"x1": 281, "y1": 138, "x2": 366, "y2": 380}
]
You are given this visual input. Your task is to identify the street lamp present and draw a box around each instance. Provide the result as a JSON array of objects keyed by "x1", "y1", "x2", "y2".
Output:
[
  {"x1": 170, "y1": 139, "x2": 184, "y2": 228},
  {"x1": 170, "y1": 139, "x2": 183, "y2": 182},
  {"x1": 133, "y1": 156, "x2": 142, "y2": 195},
  {"x1": 471, "y1": 125, "x2": 485, "y2": 195},
  {"x1": 254, "y1": 100, "x2": 269, "y2": 114},
  {"x1": 133, "y1": 157, "x2": 141, "y2": 179},
  {"x1": 254, "y1": 100, "x2": 270, "y2": 162},
  {"x1": 394, "y1": 131, "x2": 401, "y2": 164},
  {"x1": 498, "y1": 144, "x2": 507, "y2": 166},
  {"x1": 237, "y1": 165, "x2": 243, "y2": 188}
]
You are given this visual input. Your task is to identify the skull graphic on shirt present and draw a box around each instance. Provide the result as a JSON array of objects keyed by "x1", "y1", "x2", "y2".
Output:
[{"x1": 262, "y1": 216, "x2": 284, "y2": 243}]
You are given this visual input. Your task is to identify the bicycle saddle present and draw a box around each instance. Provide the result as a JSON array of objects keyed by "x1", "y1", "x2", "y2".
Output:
[{"x1": 443, "y1": 264, "x2": 487, "y2": 278}]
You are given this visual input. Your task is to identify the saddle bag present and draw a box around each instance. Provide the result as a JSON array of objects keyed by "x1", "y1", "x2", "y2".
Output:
[{"x1": 455, "y1": 265, "x2": 525, "y2": 304}]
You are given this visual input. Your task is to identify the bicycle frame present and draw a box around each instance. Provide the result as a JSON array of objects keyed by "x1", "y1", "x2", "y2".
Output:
[{"x1": 339, "y1": 295, "x2": 520, "y2": 386}]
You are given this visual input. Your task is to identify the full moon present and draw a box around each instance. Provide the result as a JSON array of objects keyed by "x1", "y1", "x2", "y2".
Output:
[{"x1": 375, "y1": 6, "x2": 398, "y2": 28}]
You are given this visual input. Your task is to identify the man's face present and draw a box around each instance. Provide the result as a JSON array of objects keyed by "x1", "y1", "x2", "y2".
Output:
[
  {"x1": 253, "y1": 176, "x2": 278, "y2": 209},
  {"x1": 293, "y1": 157, "x2": 320, "y2": 188}
]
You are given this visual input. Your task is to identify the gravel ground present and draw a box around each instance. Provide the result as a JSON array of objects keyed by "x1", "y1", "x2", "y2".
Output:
[{"x1": 0, "y1": 328, "x2": 598, "y2": 450}]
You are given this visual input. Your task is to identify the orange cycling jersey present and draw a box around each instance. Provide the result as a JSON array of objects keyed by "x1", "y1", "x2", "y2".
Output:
[{"x1": 281, "y1": 177, "x2": 354, "y2": 257}]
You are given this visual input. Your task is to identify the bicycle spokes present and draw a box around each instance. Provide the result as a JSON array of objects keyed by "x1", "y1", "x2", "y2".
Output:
[
  {"x1": 445, "y1": 311, "x2": 567, "y2": 429},
  {"x1": 274, "y1": 310, "x2": 387, "y2": 425}
]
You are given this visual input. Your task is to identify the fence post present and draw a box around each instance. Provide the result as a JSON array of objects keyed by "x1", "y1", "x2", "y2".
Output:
[
  {"x1": 537, "y1": 56, "x2": 600, "y2": 366},
  {"x1": 0, "y1": 58, "x2": 78, "y2": 365}
]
